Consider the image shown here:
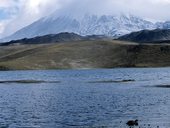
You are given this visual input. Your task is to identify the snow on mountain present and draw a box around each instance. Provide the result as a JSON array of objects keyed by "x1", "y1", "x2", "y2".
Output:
[
  {"x1": 1, "y1": 14, "x2": 159, "y2": 42},
  {"x1": 162, "y1": 21, "x2": 170, "y2": 29}
]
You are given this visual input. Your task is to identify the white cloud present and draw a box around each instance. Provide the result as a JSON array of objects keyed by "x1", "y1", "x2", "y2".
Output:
[
  {"x1": 55, "y1": 0, "x2": 170, "y2": 19},
  {"x1": 0, "y1": 19, "x2": 11, "y2": 38},
  {"x1": 0, "y1": 23, "x2": 4, "y2": 34},
  {"x1": 0, "y1": 0, "x2": 16, "y2": 8},
  {"x1": 1, "y1": 0, "x2": 61, "y2": 38},
  {"x1": 153, "y1": 0, "x2": 170, "y2": 4},
  {"x1": 1, "y1": 0, "x2": 170, "y2": 38}
]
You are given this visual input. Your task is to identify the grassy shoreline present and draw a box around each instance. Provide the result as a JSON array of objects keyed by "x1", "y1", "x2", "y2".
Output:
[{"x1": 0, "y1": 40, "x2": 170, "y2": 70}]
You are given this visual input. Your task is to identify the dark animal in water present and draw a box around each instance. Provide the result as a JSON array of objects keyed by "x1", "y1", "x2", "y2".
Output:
[{"x1": 126, "y1": 120, "x2": 138, "y2": 126}]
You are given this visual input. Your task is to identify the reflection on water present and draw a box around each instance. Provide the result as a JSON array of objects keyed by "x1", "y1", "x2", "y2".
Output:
[{"x1": 0, "y1": 68, "x2": 170, "y2": 128}]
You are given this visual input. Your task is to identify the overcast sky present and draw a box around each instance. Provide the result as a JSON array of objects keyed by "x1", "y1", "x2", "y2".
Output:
[{"x1": 0, "y1": 0, "x2": 170, "y2": 38}]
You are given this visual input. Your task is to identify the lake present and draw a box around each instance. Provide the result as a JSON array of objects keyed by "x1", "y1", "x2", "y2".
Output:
[{"x1": 0, "y1": 68, "x2": 170, "y2": 128}]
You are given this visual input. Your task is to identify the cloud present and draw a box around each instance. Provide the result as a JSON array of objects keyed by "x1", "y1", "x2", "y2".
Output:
[
  {"x1": 0, "y1": 0, "x2": 16, "y2": 8},
  {"x1": 1, "y1": 0, "x2": 170, "y2": 38},
  {"x1": 0, "y1": 22, "x2": 4, "y2": 34},
  {"x1": 55, "y1": 0, "x2": 170, "y2": 21},
  {"x1": 0, "y1": 0, "x2": 62, "y2": 38},
  {"x1": 49, "y1": 0, "x2": 170, "y2": 21}
]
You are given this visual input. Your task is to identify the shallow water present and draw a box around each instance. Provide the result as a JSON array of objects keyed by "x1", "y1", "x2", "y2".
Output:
[{"x1": 0, "y1": 68, "x2": 170, "y2": 128}]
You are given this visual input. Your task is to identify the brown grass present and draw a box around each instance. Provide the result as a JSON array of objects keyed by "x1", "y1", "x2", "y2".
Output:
[{"x1": 0, "y1": 40, "x2": 170, "y2": 70}]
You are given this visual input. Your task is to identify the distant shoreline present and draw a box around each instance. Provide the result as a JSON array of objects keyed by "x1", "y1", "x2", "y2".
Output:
[{"x1": 1, "y1": 66, "x2": 170, "y2": 71}]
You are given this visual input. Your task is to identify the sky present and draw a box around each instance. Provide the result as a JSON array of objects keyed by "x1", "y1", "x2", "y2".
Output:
[{"x1": 0, "y1": 0, "x2": 170, "y2": 38}]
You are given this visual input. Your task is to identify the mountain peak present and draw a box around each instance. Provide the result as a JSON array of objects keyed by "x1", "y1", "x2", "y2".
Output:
[{"x1": 1, "y1": 14, "x2": 168, "y2": 42}]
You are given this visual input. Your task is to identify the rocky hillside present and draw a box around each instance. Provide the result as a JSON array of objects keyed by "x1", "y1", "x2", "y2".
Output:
[
  {"x1": 118, "y1": 29, "x2": 170, "y2": 43},
  {"x1": 0, "y1": 32, "x2": 110, "y2": 46}
]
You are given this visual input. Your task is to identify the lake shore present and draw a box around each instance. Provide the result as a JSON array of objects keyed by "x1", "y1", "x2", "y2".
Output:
[{"x1": 0, "y1": 40, "x2": 170, "y2": 70}]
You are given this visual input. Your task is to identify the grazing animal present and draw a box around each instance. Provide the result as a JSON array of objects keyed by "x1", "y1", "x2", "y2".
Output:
[{"x1": 126, "y1": 120, "x2": 138, "y2": 126}]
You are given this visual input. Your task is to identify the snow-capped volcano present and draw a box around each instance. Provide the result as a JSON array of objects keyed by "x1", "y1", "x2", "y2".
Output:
[{"x1": 1, "y1": 14, "x2": 158, "y2": 42}]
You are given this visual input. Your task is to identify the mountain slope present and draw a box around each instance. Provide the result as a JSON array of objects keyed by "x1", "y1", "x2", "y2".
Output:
[
  {"x1": 1, "y1": 40, "x2": 170, "y2": 70},
  {"x1": 0, "y1": 32, "x2": 83, "y2": 46},
  {"x1": 2, "y1": 14, "x2": 156, "y2": 41},
  {"x1": 118, "y1": 29, "x2": 170, "y2": 43},
  {"x1": 0, "y1": 32, "x2": 110, "y2": 46}
]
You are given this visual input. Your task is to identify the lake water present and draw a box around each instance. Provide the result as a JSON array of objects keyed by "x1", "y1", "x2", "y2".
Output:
[{"x1": 0, "y1": 68, "x2": 170, "y2": 128}]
